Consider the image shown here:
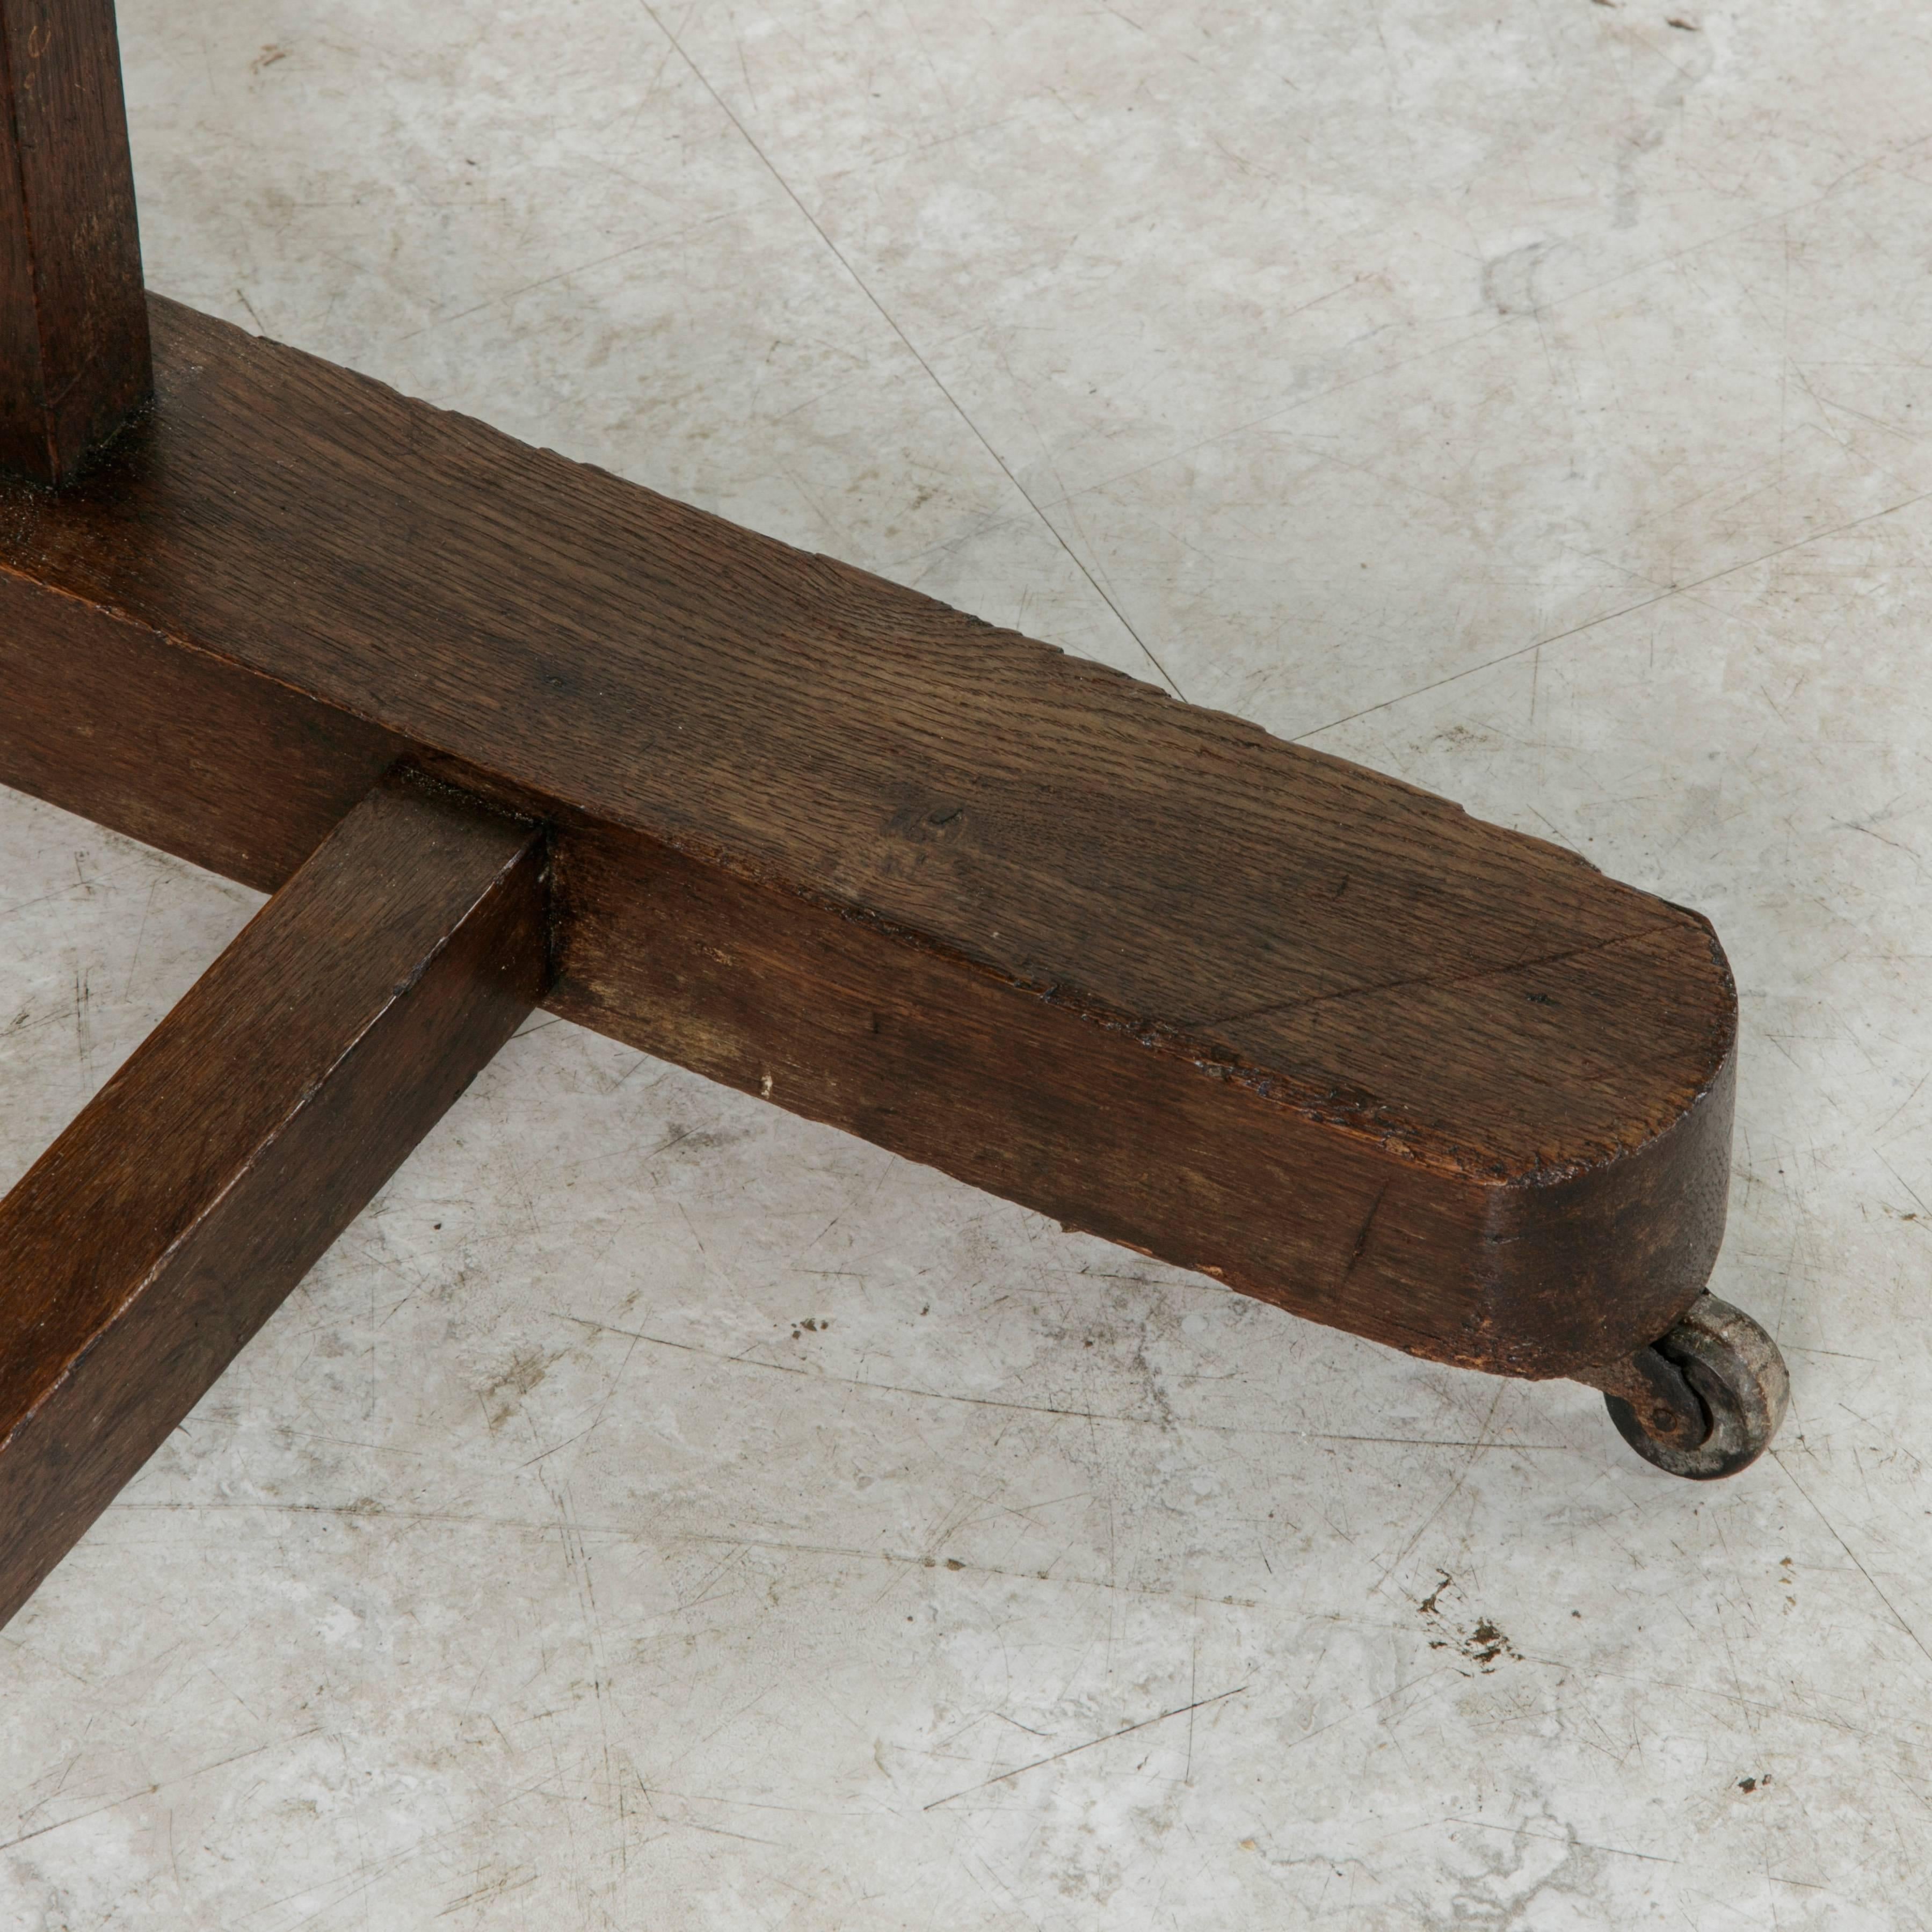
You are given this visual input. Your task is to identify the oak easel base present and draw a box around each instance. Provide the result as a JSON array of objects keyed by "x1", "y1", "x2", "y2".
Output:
[{"x1": 0, "y1": 0, "x2": 1788, "y2": 1637}]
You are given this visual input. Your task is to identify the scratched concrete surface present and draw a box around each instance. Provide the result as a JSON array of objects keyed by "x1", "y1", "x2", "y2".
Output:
[{"x1": 3, "y1": 1, "x2": 1929, "y2": 1924}]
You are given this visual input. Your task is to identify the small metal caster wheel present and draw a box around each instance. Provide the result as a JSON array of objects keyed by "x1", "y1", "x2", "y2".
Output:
[{"x1": 1591, "y1": 1293, "x2": 1789, "y2": 1480}]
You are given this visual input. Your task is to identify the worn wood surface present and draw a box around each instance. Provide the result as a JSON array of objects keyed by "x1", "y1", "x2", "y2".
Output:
[
  {"x1": 0, "y1": 771, "x2": 546, "y2": 1630},
  {"x1": 0, "y1": 295, "x2": 1736, "y2": 1379},
  {"x1": 0, "y1": 0, "x2": 148, "y2": 483}
]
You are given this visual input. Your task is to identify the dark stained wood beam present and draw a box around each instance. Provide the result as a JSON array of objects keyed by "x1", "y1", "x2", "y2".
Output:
[
  {"x1": 0, "y1": 296, "x2": 1738, "y2": 1388},
  {"x1": 0, "y1": 771, "x2": 546, "y2": 1630},
  {"x1": 0, "y1": 0, "x2": 150, "y2": 483}
]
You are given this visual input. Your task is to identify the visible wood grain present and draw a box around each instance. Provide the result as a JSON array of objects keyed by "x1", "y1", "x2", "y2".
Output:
[
  {"x1": 0, "y1": 565, "x2": 406, "y2": 889},
  {"x1": 0, "y1": 771, "x2": 546, "y2": 1630},
  {"x1": 556, "y1": 826, "x2": 1733, "y2": 1377},
  {"x1": 0, "y1": 0, "x2": 149, "y2": 483},
  {"x1": 0, "y1": 296, "x2": 1737, "y2": 1378}
]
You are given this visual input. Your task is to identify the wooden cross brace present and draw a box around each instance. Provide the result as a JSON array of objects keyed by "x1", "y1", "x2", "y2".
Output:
[{"x1": 0, "y1": 0, "x2": 1788, "y2": 1631}]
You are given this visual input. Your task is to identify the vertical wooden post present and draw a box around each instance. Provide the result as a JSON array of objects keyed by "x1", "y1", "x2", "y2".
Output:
[{"x1": 0, "y1": 0, "x2": 148, "y2": 484}]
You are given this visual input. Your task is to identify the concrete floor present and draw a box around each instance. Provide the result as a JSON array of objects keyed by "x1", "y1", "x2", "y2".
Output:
[{"x1": 3, "y1": 1, "x2": 1930, "y2": 1924}]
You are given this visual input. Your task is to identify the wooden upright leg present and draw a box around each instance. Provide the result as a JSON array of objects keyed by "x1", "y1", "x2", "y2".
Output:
[
  {"x1": 0, "y1": 0, "x2": 150, "y2": 482},
  {"x1": 0, "y1": 772, "x2": 547, "y2": 1629}
]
